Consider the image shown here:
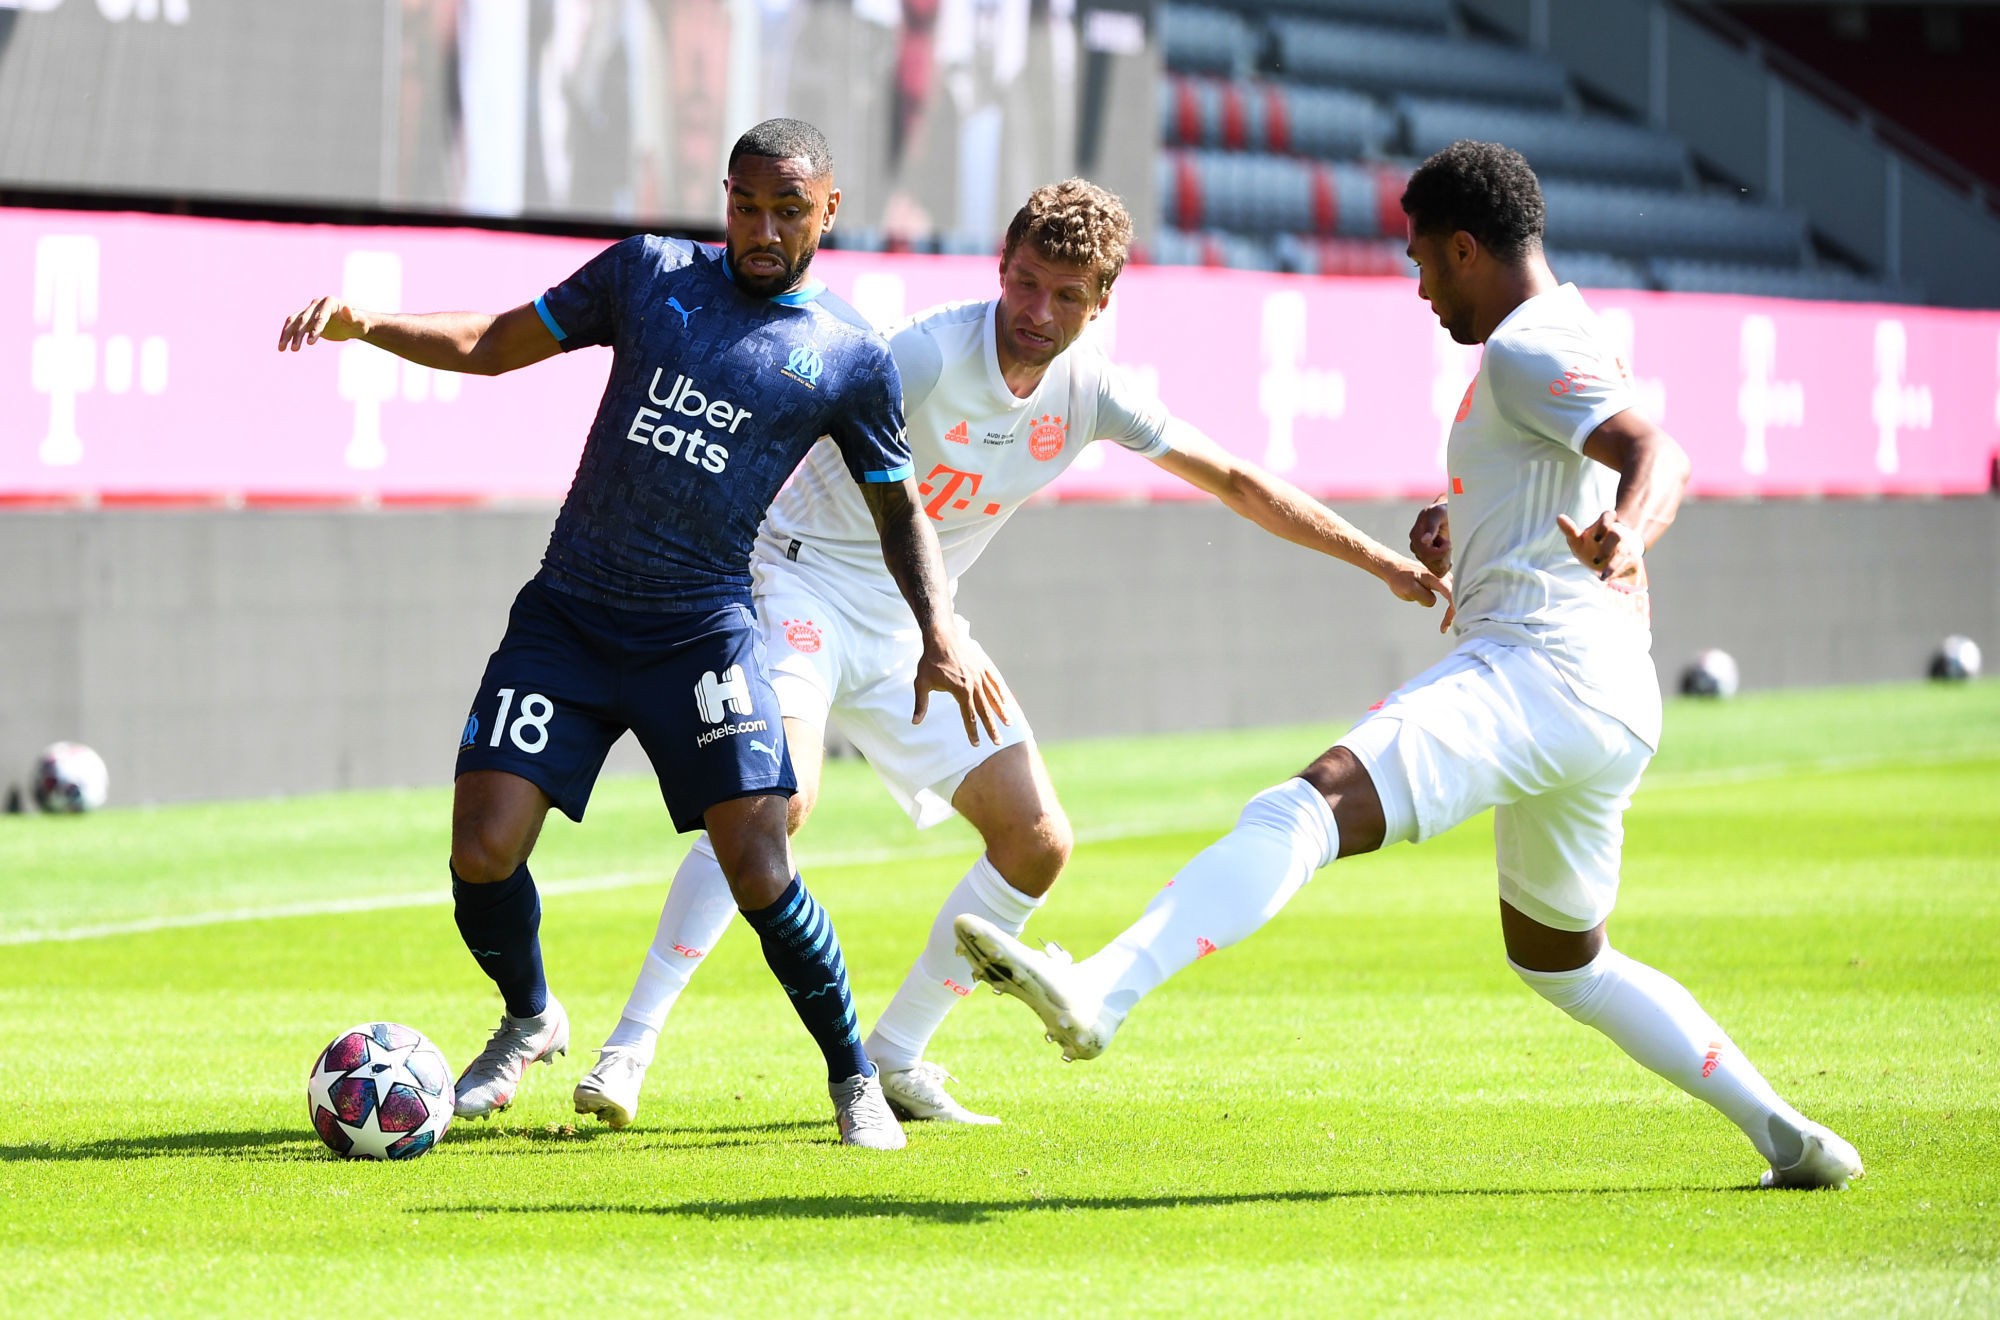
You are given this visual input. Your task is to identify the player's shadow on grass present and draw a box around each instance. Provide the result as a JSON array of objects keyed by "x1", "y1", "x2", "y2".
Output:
[
  {"x1": 0, "y1": 1121, "x2": 631, "y2": 1162},
  {"x1": 0, "y1": 1129, "x2": 320, "y2": 1162},
  {"x1": 430, "y1": 1184, "x2": 1757, "y2": 1223}
]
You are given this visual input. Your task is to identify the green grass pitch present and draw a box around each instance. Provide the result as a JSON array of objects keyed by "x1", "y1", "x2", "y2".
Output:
[{"x1": 2, "y1": 682, "x2": 1996, "y2": 1316}]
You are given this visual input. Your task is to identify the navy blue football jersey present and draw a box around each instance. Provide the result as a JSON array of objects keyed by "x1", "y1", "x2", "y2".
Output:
[{"x1": 531, "y1": 236, "x2": 911, "y2": 611}]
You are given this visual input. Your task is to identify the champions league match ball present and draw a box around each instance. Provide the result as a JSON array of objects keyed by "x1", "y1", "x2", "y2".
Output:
[
  {"x1": 1929, "y1": 635, "x2": 1982, "y2": 682},
  {"x1": 1679, "y1": 648, "x2": 1740, "y2": 699},
  {"x1": 32, "y1": 741, "x2": 109, "y2": 813},
  {"x1": 307, "y1": 1023, "x2": 456, "y2": 1160}
]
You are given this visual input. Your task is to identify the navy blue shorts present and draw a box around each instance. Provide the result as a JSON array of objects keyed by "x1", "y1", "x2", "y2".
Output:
[{"x1": 456, "y1": 579, "x2": 796, "y2": 830}]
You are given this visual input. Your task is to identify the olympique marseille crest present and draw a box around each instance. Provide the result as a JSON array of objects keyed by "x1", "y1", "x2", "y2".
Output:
[{"x1": 1029, "y1": 413, "x2": 1067, "y2": 461}]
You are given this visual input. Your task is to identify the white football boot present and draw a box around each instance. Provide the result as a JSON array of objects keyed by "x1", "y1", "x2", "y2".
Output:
[
  {"x1": 953, "y1": 914, "x2": 1119, "y2": 1062},
  {"x1": 829, "y1": 1071, "x2": 907, "y2": 1150},
  {"x1": 572, "y1": 1046, "x2": 649, "y2": 1130},
  {"x1": 1760, "y1": 1122, "x2": 1865, "y2": 1190},
  {"x1": 453, "y1": 997, "x2": 569, "y2": 1118},
  {"x1": 875, "y1": 1060, "x2": 1001, "y2": 1125}
]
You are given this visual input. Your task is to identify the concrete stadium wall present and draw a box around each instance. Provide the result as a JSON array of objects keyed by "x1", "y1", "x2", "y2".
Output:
[{"x1": 0, "y1": 500, "x2": 1993, "y2": 808}]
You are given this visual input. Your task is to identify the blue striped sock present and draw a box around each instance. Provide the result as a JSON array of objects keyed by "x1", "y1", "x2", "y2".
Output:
[{"x1": 741, "y1": 876, "x2": 870, "y2": 1082}]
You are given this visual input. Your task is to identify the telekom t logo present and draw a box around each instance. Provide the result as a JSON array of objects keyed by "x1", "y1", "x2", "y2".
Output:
[
  {"x1": 1258, "y1": 290, "x2": 1344, "y2": 473},
  {"x1": 31, "y1": 234, "x2": 169, "y2": 467},
  {"x1": 917, "y1": 463, "x2": 1002, "y2": 519},
  {"x1": 1737, "y1": 315, "x2": 1803, "y2": 475},
  {"x1": 338, "y1": 251, "x2": 459, "y2": 469},
  {"x1": 1870, "y1": 320, "x2": 1933, "y2": 474},
  {"x1": 694, "y1": 665, "x2": 753, "y2": 724}
]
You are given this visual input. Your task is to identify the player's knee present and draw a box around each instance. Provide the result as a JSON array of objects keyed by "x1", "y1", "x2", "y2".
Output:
[
  {"x1": 988, "y1": 806, "x2": 1071, "y2": 895},
  {"x1": 450, "y1": 821, "x2": 527, "y2": 885}
]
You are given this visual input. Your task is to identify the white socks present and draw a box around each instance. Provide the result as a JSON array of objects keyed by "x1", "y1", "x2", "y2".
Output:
[
  {"x1": 1514, "y1": 947, "x2": 1812, "y2": 1166},
  {"x1": 603, "y1": 834, "x2": 739, "y2": 1062},
  {"x1": 1083, "y1": 778, "x2": 1339, "y2": 1026},
  {"x1": 864, "y1": 854, "x2": 1043, "y2": 1073}
]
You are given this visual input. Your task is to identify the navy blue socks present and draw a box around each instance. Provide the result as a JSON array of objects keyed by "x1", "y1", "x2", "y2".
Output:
[
  {"x1": 741, "y1": 876, "x2": 871, "y2": 1083},
  {"x1": 451, "y1": 862, "x2": 549, "y2": 1018}
]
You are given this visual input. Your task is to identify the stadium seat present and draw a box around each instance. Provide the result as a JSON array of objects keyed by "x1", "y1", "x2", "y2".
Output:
[
  {"x1": 1267, "y1": 19, "x2": 1571, "y2": 109},
  {"x1": 1164, "y1": 150, "x2": 1401, "y2": 239},
  {"x1": 1161, "y1": 77, "x2": 1393, "y2": 159},
  {"x1": 1274, "y1": 233, "x2": 1414, "y2": 277},
  {"x1": 1144, "y1": 228, "x2": 1279, "y2": 270},
  {"x1": 1398, "y1": 99, "x2": 1691, "y2": 189},
  {"x1": 1649, "y1": 258, "x2": 1918, "y2": 304},
  {"x1": 1158, "y1": 4, "x2": 1262, "y2": 79},
  {"x1": 1197, "y1": 0, "x2": 1454, "y2": 32},
  {"x1": 1540, "y1": 182, "x2": 1810, "y2": 266},
  {"x1": 1544, "y1": 249, "x2": 1652, "y2": 290}
]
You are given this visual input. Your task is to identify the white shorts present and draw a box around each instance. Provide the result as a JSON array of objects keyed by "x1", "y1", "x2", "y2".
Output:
[
  {"x1": 1336, "y1": 637, "x2": 1653, "y2": 932},
  {"x1": 751, "y1": 547, "x2": 1032, "y2": 828}
]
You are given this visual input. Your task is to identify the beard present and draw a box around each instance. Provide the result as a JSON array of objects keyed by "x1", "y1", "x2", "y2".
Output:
[{"x1": 728, "y1": 235, "x2": 820, "y2": 299}]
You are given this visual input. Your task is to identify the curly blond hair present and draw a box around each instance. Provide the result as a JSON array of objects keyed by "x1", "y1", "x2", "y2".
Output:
[{"x1": 1001, "y1": 178, "x2": 1133, "y2": 295}]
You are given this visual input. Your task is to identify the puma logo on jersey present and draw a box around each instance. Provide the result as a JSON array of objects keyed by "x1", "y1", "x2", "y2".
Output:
[
  {"x1": 666, "y1": 297, "x2": 702, "y2": 327},
  {"x1": 749, "y1": 739, "x2": 781, "y2": 762}
]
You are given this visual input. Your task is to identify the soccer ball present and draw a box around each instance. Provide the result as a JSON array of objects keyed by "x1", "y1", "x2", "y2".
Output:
[
  {"x1": 307, "y1": 1022, "x2": 455, "y2": 1160},
  {"x1": 32, "y1": 741, "x2": 109, "y2": 813},
  {"x1": 1929, "y1": 635, "x2": 1982, "y2": 682},
  {"x1": 1679, "y1": 648, "x2": 1740, "y2": 698}
]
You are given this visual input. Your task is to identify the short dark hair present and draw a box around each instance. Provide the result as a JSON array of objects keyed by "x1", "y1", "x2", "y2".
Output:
[
  {"x1": 1400, "y1": 140, "x2": 1544, "y2": 261},
  {"x1": 1001, "y1": 178, "x2": 1133, "y2": 295},
  {"x1": 728, "y1": 118, "x2": 834, "y2": 179}
]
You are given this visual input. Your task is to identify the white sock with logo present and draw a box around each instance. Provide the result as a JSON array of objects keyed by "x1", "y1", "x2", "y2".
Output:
[
  {"x1": 1084, "y1": 778, "x2": 1338, "y2": 1026},
  {"x1": 1512, "y1": 947, "x2": 1813, "y2": 1166},
  {"x1": 864, "y1": 854, "x2": 1043, "y2": 1073},
  {"x1": 602, "y1": 834, "x2": 739, "y2": 1063}
]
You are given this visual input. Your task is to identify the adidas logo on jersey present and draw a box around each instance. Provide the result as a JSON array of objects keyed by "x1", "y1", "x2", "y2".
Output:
[{"x1": 943, "y1": 420, "x2": 969, "y2": 444}]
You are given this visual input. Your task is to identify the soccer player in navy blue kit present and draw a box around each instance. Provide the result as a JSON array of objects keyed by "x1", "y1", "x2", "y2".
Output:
[{"x1": 278, "y1": 119, "x2": 1005, "y2": 1149}]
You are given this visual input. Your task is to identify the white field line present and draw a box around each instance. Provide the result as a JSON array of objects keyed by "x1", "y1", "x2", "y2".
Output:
[{"x1": 3, "y1": 747, "x2": 1989, "y2": 947}]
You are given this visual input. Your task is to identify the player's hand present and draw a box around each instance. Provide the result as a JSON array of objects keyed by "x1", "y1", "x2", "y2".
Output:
[
  {"x1": 1556, "y1": 512, "x2": 1644, "y2": 585},
  {"x1": 1409, "y1": 500, "x2": 1452, "y2": 577},
  {"x1": 278, "y1": 297, "x2": 368, "y2": 351},
  {"x1": 913, "y1": 639, "x2": 1011, "y2": 745},
  {"x1": 1381, "y1": 557, "x2": 1456, "y2": 633}
]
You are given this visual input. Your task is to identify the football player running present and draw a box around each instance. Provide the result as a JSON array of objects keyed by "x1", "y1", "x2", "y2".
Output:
[
  {"x1": 278, "y1": 119, "x2": 1004, "y2": 1150},
  {"x1": 956, "y1": 143, "x2": 1863, "y2": 1190},
  {"x1": 574, "y1": 178, "x2": 1450, "y2": 1129}
]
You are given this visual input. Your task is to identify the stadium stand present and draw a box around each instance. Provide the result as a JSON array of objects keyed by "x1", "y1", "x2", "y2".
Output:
[{"x1": 1141, "y1": 0, "x2": 1913, "y2": 301}]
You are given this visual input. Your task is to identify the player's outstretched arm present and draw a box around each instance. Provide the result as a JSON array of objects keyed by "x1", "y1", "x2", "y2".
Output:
[
  {"x1": 276, "y1": 299, "x2": 560, "y2": 376},
  {"x1": 861, "y1": 478, "x2": 1010, "y2": 744},
  {"x1": 1151, "y1": 422, "x2": 1453, "y2": 628},
  {"x1": 1556, "y1": 409, "x2": 1692, "y2": 583}
]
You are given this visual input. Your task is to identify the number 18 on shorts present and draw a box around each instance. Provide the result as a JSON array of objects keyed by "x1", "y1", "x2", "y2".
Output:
[{"x1": 454, "y1": 581, "x2": 797, "y2": 829}]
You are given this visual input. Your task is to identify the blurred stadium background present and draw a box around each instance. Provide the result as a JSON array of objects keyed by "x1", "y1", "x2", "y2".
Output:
[{"x1": 0, "y1": 0, "x2": 1995, "y2": 805}]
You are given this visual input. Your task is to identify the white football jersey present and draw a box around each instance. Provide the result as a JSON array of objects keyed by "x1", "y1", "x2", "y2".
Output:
[
  {"x1": 1447, "y1": 282, "x2": 1662, "y2": 748},
  {"x1": 759, "y1": 299, "x2": 1172, "y2": 591}
]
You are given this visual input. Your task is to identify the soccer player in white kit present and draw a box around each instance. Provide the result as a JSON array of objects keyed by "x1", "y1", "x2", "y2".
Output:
[
  {"x1": 572, "y1": 178, "x2": 1451, "y2": 1127},
  {"x1": 956, "y1": 143, "x2": 1864, "y2": 1189}
]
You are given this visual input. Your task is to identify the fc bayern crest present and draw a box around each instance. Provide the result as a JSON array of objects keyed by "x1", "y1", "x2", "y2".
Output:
[
  {"x1": 1029, "y1": 413, "x2": 1067, "y2": 461},
  {"x1": 783, "y1": 618, "x2": 823, "y2": 653}
]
